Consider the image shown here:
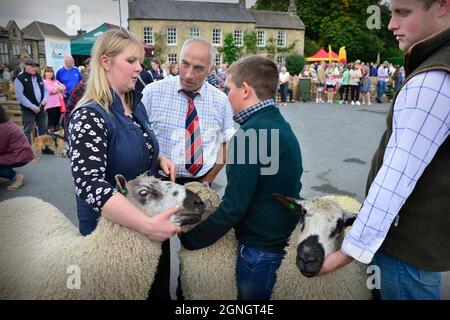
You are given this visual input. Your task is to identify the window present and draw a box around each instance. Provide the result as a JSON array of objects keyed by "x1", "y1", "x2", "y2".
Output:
[
  {"x1": 190, "y1": 27, "x2": 200, "y2": 38},
  {"x1": 214, "y1": 54, "x2": 222, "y2": 67},
  {"x1": 167, "y1": 27, "x2": 177, "y2": 45},
  {"x1": 0, "y1": 42, "x2": 8, "y2": 64},
  {"x1": 143, "y1": 27, "x2": 154, "y2": 45},
  {"x1": 12, "y1": 43, "x2": 21, "y2": 56},
  {"x1": 234, "y1": 30, "x2": 243, "y2": 47},
  {"x1": 277, "y1": 55, "x2": 286, "y2": 66},
  {"x1": 168, "y1": 53, "x2": 178, "y2": 64},
  {"x1": 257, "y1": 30, "x2": 265, "y2": 47},
  {"x1": 24, "y1": 43, "x2": 32, "y2": 58},
  {"x1": 278, "y1": 31, "x2": 286, "y2": 48},
  {"x1": 212, "y1": 29, "x2": 221, "y2": 46}
]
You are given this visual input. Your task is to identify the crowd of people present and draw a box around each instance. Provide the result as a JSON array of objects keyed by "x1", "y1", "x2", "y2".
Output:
[
  {"x1": 0, "y1": 0, "x2": 448, "y2": 302},
  {"x1": 275, "y1": 59, "x2": 406, "y2": 106}
]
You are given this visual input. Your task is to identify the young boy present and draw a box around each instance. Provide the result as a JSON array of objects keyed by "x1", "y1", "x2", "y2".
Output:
[{"x1": 179, "y1": 55, "x2": 303, "y2": 300}]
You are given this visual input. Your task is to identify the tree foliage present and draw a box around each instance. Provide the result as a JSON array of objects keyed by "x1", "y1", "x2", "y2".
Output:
[
  {"x1": 255, "y1": 0, "x2": 402, "y2": 63},
  {"x1": 220, "y1": 33, "x2": 238, "y2": 65},
  {"x1": 243, "y1": 30, "x2": 258, "y2": 55},
  {"x1": 153, "y1": 32, "x2": 167, "y2": 64},
  {"x1": 265, "y1": 36, "x2": 277, "y2": 59},
  {"x1": 285, "y1": 54, "x2": 305, "y2": 76},
  {"x1": 304, "y1": 37, "x2": 321, "y2": 57}
]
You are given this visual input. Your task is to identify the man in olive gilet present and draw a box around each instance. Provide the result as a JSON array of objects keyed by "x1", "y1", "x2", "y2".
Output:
[{"x1": 318, "y1": 0, "x2": 450, "y2": 300}]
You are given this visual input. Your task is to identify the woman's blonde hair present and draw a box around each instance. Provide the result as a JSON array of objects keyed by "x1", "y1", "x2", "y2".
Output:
[{"x1": 76, "y1": 29, "x2": 144, "y2": 112}]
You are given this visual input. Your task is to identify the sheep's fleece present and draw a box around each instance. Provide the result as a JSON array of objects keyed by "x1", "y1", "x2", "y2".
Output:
[
  {"x1": 179, "y1": 186, "x2": 371, "y2": 300},
  {"x1": 0, "y1": 197, "x2": 161, "y2": 299}
]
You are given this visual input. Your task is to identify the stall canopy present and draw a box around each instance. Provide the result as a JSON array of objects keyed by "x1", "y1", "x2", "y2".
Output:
[
  {"x1": 71, "y1": 23, "x2": 155, "y2": 57},
  {"x1": 306, "y1": 46, "x2": 345, "y2": 62},
  {"x1": 71, "y1": 23, "x2": 119, "y2": 56},
  {"x1": 305, "y1": 48, "x2": 331, "y2": 62}
]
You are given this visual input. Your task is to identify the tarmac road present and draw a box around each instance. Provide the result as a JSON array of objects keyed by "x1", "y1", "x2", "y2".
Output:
[{"x1": 1, "y1": 101, "x2": 448, "y2": 300}]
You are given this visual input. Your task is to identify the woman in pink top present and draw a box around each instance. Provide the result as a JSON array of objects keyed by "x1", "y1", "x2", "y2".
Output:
[{"x1": 43, "y1": 66, "x2": 66, "y2": 131}]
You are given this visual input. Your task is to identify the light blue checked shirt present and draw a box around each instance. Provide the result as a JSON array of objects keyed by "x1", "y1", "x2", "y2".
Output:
[
  {"x1": 141, "y1": 76, "x2": 235, "y2": 178},
  {"x1": 342, "y1": 70, "x2": 450, "y2": 264}
]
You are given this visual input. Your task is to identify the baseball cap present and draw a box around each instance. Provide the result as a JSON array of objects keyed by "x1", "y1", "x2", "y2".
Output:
[{"x1": 23, "y1": 59, "x2": 39, "y2": 67}]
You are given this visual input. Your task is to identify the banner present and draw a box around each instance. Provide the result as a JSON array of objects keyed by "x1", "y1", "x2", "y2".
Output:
[
  {"x1": 338, "y1": 46, "x2": 347, "y2": 63},
  {"x1": 44, "y1": 37, "x2": 71, "y2": 72}
]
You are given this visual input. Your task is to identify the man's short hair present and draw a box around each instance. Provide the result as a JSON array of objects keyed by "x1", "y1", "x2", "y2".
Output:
[
  {"x1": 419, "y1": 0, "x2": 437, "y2": 9},
  {"x1": 180, "y1": 37, "x2": 216, "y2": 68},
  {"x1": 227, "y1": 55, "x2": 278, "y2": 101}
]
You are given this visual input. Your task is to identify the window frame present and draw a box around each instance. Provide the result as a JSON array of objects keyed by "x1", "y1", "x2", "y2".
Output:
[
  {"x1": 257, "y1": 30, "x2": 266, "y2": 47},
  {"x1": 234, "y1": 29, "x2": 243, "y2": 47},
  {"x1": 143, "y1": 26, "x2": 154, "y2": 45},
  {"x1": 277, "y1": 31, "x2": 287, "y2": 48},
  {"x1": 212, "y1": 28, "x2": 222, "y2": 46},
  {"x1": 190, "y1": 27, "x2": 200, "y2": 38},
  {"x1": 167, "y1": 27, "x2": 177, "y2": 46},
  {"x1": 168, "y1": 53, "x2": 178, "y2": 64}
]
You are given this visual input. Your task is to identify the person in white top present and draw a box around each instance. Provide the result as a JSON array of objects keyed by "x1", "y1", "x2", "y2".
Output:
[
  {"x1": 349, "y1": 64, "x2": 362, "y2": 105},
  {"x1": 278, "y1": 67, "x2": 290, "y2": 106},
  {"x1": 325, "y1": 62, "x2": 339, "y2": 103}
]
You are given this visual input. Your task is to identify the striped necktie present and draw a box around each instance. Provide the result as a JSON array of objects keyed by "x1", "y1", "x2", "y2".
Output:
[{"x1": 184, "y1": 92, "x2": 203, "y2": 175}]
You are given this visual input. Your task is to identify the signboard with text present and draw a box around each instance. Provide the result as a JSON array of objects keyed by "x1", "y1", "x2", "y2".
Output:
[{"x1": 44, "y1": 37, "x2": 71, "y2": 72}]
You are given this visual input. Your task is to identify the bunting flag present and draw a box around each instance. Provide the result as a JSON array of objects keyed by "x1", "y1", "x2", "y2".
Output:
[
  {"x1": 338, "y1": 46, "x2": 347, "y2": 63},
  {"x1": 376, "y1": 52, "x2": 381, "y2": 65}
]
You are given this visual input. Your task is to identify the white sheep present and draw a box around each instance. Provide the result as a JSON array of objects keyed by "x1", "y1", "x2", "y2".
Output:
[
  {"x1": 271, "y1": 194, "x2": 371, "y2": 300},
  {"x1": 179, "y1": 183, "x2": 371, "y2": 300},
  {"x1": 0, "y1": 175, "x2": 205, "y2": 300}
]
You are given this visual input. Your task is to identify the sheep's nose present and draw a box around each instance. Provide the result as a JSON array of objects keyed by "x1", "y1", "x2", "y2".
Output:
[
  {"x1": 296, "y1": 235, "x2": 325, "y2": 277},
  {"x1": 298, "y1": 252, "x2": 317, "y2": 265}
]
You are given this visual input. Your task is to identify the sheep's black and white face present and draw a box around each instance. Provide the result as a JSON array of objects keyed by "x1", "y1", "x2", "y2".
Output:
[
  {"x1": 116, "y1": 175, "x2": 204, "y2": 226},
  {"x1": 274, "y1": 195, "x2": 356, "y2": 278}
]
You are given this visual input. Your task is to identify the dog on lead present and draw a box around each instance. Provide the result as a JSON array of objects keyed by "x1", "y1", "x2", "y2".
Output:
[{"x1": 32, "y1": 129, "x2": 66, "y2": 160}]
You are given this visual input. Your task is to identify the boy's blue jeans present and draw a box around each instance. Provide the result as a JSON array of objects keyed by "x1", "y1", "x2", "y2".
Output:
[
  {"x1": 371, "y1": 250, "x2": 441, "y2": 300},
  {"x1": 236, "y1": 243, "x2": 285, "y2": 300}
]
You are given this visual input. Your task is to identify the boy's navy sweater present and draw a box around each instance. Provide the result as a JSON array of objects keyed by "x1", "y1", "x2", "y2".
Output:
[{"x1": 180, "y1": 105, "x2": 302, "y2": 251}]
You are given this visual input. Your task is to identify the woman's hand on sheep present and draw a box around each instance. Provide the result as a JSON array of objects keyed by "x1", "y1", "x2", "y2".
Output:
[
  {"x1": 317, "y1": 250, "x2": 353, "y2": 276},
  {"x1": 159, "y1": 155, "x2": 176, "y2": 182},
  {"x1": 143, "y1": 206, "x2": 183, "y2": 241},
  {"x1": 102, "y1": 192, "x2": 181, "y2": 241}
]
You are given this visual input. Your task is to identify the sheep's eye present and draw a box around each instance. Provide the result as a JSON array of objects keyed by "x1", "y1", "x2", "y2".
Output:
[{"x1": 139, "y1": 190, "x2": 149, "y2": 197}]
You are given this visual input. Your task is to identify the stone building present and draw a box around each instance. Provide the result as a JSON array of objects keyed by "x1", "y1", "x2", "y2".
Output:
[
  {"x1": 128, "y1": 0, "x2": 305, "y2": 66},
  {"x1": 0, "y1": 20, "x2": 69, "y2": 69},
  {"x1": 0, "y1": 20, "x2": 39, "y2": 67}
]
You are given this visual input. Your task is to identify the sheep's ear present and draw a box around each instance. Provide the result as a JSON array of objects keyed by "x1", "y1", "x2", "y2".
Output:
[
  {"x1": 273, "y1": 193, "x2": 306, "y2": 217},
  {"x1": 115, "y1": 174, "x2": 128, "y2": 196}
]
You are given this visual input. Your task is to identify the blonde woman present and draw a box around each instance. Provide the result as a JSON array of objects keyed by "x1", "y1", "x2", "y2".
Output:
[{"x1": 67, "y1": 29, "x2": 180, "y2": 241}]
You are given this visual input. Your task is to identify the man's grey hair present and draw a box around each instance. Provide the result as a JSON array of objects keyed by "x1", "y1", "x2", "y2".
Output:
[{"x1": 179, "y1": 37, "x2": 217, "y2": 68}]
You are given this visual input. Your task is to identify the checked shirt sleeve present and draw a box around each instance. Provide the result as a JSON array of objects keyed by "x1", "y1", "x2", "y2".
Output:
[{"x1": 342, "y1": 70, "x2": 450, "y2": 264}]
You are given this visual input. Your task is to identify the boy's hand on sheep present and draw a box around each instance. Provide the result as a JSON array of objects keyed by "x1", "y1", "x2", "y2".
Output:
[
  {"x1": 142, "y1": 205, "x2": 182, "y2": 241},
  {"x1": 317, "y1": 250, "x2": 353, "y2": 276}
]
